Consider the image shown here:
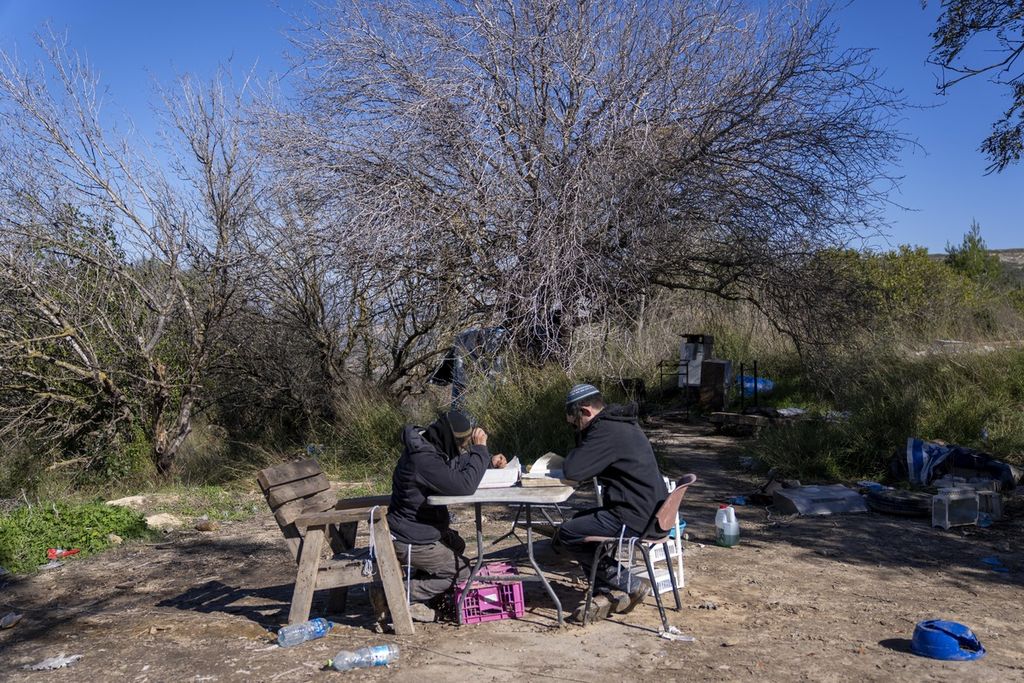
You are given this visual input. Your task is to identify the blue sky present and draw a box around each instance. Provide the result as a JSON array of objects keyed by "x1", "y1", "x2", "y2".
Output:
[{"x1": 0, "y1": 0, "x2": 1020, "y2": 251}]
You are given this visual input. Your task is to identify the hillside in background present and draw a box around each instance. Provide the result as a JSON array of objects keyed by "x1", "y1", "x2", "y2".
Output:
[{"x1": 993, "y1": 249, "x2": 1024, "y2": 283}]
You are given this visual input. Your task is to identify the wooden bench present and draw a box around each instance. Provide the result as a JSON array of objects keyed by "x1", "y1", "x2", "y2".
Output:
[{"x1": 256, "y1": 458, "x2": 413, "y2": 634}]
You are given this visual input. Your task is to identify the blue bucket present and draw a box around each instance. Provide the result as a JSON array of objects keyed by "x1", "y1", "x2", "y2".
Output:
[
  {"x1": 911, "y1": 620, "x2": 986, "y2": 661},
  {"x1": 667, "y1": 520, "x2": 686, "y2": 539}
]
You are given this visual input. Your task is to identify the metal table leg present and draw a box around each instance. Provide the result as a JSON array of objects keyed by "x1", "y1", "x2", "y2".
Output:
[
  {"x1": 539, "y1": 506, "x2": 561, "y2": 527},
  {"x1": 490, "y1": 503, "x2": 525, "y2": 546},
  {"x1": 523, "y1": 504, "x2": 563, "y2": 626},
  {"x1": 455, "y1": 502, "x2": 487, "y2": 626}
]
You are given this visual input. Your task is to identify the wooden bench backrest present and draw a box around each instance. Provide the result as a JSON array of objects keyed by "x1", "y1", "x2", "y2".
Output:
[{"x1": 257, "y1": 459, "x2": 338, "y2": 555}]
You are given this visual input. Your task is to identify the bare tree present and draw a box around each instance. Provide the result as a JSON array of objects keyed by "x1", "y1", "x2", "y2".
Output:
[
  {"x1": 0, "y1": 34, "x2": 256, "y2": 474},
  {"x1": 269, "y1": 0, "x2": 903, "y2": 364}
]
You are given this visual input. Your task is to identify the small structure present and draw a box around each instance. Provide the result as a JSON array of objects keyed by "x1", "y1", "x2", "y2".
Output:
[{"x1": 679, "y1": 334, "x2": 714, "y2": 388}]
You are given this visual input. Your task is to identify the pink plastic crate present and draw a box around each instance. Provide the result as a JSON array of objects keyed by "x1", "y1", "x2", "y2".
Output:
[{"x1": 454, "y1": 562, "x2": 525, "y2": 624}]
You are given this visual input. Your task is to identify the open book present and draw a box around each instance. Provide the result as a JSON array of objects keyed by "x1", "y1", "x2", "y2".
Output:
[
  {"x1": 520, "y1": 453, "x2": 577, "y2": 487},
  {"x1": 477, "y1": 456, "x2": 522, "y2": 489}
]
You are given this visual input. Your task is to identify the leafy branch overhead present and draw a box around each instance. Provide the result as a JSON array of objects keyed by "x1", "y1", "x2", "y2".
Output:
[{"x1": 928, "y1": 0, "x2": 1024, "y2": 172}]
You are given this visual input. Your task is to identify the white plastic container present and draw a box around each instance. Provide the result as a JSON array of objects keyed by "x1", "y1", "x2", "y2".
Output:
[
  {"x1": 717, "y1": 520, "x2": 739, "y2": 547},
  {"x1": 716, "y1": 505, "x2": 739, "y2": 547},
  {"x1": 977, "y1": 490, "x2": 1003, "y2": 521},
  {"x1": 931, "y1": 488, "x2": 979, "y2": 529},
  {"x1": 714, "y1": 505, "x2": 728, "y2": 541}
]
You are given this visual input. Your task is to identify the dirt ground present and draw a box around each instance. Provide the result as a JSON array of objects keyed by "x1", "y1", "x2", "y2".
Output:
[{"x1": 2, "y1": 420, "x2": 1023, "y2": 682}]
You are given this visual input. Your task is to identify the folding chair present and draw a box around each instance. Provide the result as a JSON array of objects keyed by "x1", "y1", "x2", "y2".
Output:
[{"x1": 581, "y1": 473, "x2": 697, "y2": 631}]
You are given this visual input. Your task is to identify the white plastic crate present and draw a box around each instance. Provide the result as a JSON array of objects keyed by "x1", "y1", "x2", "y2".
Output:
[
  {"x1": 606, "y1": 563, "x2": 682, "y2": 595},
  {"x1": 932, "y1": 488, "x2": 978, "y2": 529},
  {"x1": 613, "y1": 539, "x2": 681, "y2": 564},
  {"x1": 605, "y1": 475, "x2": 687, "y2": 591}
]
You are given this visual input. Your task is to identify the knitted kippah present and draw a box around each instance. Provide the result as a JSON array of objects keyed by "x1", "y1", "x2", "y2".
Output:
[{"x1": 565, "y1": 383, "x2": 601, "y2": 407}]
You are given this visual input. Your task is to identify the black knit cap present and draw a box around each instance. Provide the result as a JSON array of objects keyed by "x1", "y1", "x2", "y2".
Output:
[
  {"x1": 445, "y1": 410, "x2": 473, "y2": 439},
  {"x1": 422, "y1": 410, "x2": 474, "y2": 461}
]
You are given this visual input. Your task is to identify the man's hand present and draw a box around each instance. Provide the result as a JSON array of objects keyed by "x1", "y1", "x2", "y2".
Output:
[
  {"x1": 470, "y1": 427, "x2": 488, "y2": 446},
  {"x1": 490, "y1": 453, "x2": 507, "y2": 469}
]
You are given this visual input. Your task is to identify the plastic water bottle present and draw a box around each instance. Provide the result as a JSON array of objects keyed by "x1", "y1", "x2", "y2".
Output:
[
  {"x1": 329, "y1": 644, "x2": 399, "y2": 671},
  {"x1": 277, "y1": 617, "x2": 332, "y2": 647}
]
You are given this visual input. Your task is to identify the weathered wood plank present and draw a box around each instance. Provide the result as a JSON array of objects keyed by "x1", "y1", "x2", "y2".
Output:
[
  {"x1": 274, "y1": 489, "x2": 337, "y2": 528},
  {"x1": 293, "y1": 508, "x2": 368, "y2": 529},
  {"x1": 709, "y1": 412, "x2": 769, "y2": 427},
  {"x1": 257, "y1": 459, "x2": 323, "y2": 491},
  {"x1": 280, "y1": 523, "x2": 302, "y2": 561},
  {"x1": 267, "y1": 473, "x2": 330, "y2": 509},
  {"x1": 373, "y1": 515, "x2": 414, "y2": 635},
  {"x1": 316, "y1": 564, "x2": 371, "y2": 590},
  {"x1": 288, "y1": 526, "x2": 324, "y2": 625}
]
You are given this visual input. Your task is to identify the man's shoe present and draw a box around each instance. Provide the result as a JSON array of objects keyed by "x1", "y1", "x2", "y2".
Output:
[
  {"x1": 408, "y1": 602, "x2": 437, "y2": 623},
  {"x1": 599, "y1": 584, "x2": 649, "y2": 614},
  {"x1": 571, "y1": 594, "x2": 612, "y2": 624},
  {"x1": 599, "y1": 587, "x2": 632, "y2": 613},
  {"x1": 617, "y1": 585, "x2": 650, "y2": 615}
]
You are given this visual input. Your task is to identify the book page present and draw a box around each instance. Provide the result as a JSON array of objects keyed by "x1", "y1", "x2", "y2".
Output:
[
  {"x1": 528, "y1": 452, "x2": 564, "y2": 476},
  {"x1": 477, "y1": 456, "x2": 522, "y2": 489}
]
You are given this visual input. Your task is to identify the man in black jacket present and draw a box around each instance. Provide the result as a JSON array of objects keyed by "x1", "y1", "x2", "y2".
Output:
[
  {"x1": 554, "y1": 383, "x2": 669, "y2": 620},
  {"x1": 386, "y1": 410, "x2": 505, "y2": 622}
]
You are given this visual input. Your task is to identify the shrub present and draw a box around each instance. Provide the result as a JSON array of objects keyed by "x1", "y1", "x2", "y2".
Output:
[
  {"x1": 754, "y1": 349, "x2": 1024, "y2": 481},
  {"x1": 316, "y1": 387, "x2": 409, "y2": 489},
  {"x1": 0, "y1": 501, "x2": 152, "y2": 574},
  {"x1": 91, "y1": 424, "x2": 155, "y2": 486}
]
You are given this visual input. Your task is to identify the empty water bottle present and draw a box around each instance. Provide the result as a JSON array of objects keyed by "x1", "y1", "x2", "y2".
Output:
[
  {"x1": 277, "y1": 617, "x2": 332, "y2": 647},
  {"x1": 329, "y1": 644, "x2": 399, "y2": 671}
]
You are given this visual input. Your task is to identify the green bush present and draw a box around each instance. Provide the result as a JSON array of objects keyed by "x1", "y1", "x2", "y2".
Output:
[
  {"x1": 753, "y1": 349, "x2": 1024, "y2": 481},
  {"x1": 316, "y1": 387, "x2": 409, "y2": 489},
  {"x1": 92, "y1": 424, "x2": 155, "y2": 485},
  {"x1": 0, "y1": 501, "x2": 152, "y2": 574},
  {"x1": 945, "y1": 221, "x2": 1004, "y2": 284}
]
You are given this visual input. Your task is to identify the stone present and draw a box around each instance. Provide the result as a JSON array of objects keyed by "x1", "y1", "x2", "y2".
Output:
[
  {"x1": 106, "y1": 533, "x2": 123, "y2": 545},
  {"x1": 106, "y1": 495, "x2": 149, "y2": 510},
  {"x1": 194, "y1": 519, "x2": 220, "y2": 532},
  {"x1": 145, "y1": 513, "x2": 184, "y2": 530}
]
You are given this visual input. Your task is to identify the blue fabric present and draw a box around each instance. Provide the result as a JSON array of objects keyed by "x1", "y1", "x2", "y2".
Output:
[{"x1": 906, "y1": 438, "x2": 951, "y2": 485}]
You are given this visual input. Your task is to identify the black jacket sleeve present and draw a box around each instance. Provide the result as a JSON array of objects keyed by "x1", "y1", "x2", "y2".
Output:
[
  {"x1": 563, "y1": 426, "x2": 616, "y2": 481},
  {"x1": 416, "y1": 444, "x2": 490, "y2": 496}
]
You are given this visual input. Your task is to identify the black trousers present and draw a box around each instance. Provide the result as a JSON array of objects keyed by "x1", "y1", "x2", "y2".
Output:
[{"x1": 553, "y1": 507, "x2": 644, "y2": 577}]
